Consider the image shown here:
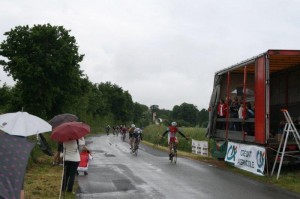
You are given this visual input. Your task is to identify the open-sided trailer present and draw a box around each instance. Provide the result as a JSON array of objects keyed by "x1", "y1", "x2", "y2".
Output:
[{"x1": 206, "y1": 49, "x2": 300, "y2": 172}]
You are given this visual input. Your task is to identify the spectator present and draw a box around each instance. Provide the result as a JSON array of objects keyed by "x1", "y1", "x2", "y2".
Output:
[
  {"x1": 62, "y1": 140, "x2": 80, "y2": 193},
  {"x1": 217, "y1": 99, "x2": 227, "y2": 129},
  {"x1": 77, "y1": 146, "x2": 93, "y2": 175},
  {"x1": 229, "y1": 97, "x2": 240, "y2": 131},
  {"x1": 53, "y1": 142, "x2": 63, "y2": 165}
]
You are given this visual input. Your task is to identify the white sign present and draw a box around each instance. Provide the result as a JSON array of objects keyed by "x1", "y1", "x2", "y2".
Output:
[
  {"x1": 225, "y1": 141, "x2": 266, "y2": 176},
  {"x1": 192, "y1": 139, "x2": 208, "y2": 157}
]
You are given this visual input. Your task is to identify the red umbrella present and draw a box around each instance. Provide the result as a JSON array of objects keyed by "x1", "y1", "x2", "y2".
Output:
[{"x1": 51, "y1": 122, "x2": 90, "y2": 142}]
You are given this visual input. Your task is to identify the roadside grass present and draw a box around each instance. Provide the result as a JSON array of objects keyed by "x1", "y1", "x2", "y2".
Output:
[
  {"x1": 24, "y1": 132, "x2": 101, "y2": 199},
  {"x1": 24, "y1": 155, "x2": 77, "y2": 199},
  {"x1": 142, "y1": 124, "x2": 300, "y2": 194}
]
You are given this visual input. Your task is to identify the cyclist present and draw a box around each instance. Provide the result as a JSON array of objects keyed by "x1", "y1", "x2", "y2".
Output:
[
  {"x1": 128, "y1": 124, "x2": 136, "y2": 149},
  {"x1": 160, "y1": 121, "x2": 188, "y2": 160},
  {"x1": 132, "y1": 127, "x2": 143, "y2": 152},
  {"x1": 121, "y1": 125, "x2": 127, "y2": 141},
  {"x1": 105, "y1": 125, "x2": 111, "y2": 136}
]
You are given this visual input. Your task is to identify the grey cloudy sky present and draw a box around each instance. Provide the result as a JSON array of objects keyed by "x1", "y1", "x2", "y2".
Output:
[{"x1": 1, "y1": 0, "x2": 300, "y2": 110}]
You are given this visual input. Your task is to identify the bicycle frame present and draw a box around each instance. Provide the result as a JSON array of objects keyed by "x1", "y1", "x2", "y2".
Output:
[
  {"x1": 169, "y1": 141, "x2": 177, "y2": 163},
  {"x1": 132, "y1": 137, "x2": 140, "y2": 156}
]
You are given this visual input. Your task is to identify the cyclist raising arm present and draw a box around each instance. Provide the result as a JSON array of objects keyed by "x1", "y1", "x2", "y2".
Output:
[{"x1": 160, "y1": 121, "x2": 188, "y2": 160}]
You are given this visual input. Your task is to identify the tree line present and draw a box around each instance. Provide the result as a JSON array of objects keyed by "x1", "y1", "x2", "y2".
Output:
[{"x1": 0, "y1": 24, "x2": 208, "y2": 130}]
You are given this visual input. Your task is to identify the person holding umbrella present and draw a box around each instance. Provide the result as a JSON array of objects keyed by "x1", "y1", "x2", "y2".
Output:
[
  {"x1": 62, "y1": 139, "x2": 80, "y2": 193},
  {"x1": 48, "y1": 113, "x2": 79, "y2": 166},
  {"x1": 51, "y1": 121, "x2": 90, "y2": 197}
]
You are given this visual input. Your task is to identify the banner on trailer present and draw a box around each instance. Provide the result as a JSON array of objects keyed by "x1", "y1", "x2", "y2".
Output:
[
  {"x1": 225, "y1": 141, "x2": 266, "y2": 176},
  {"x1": 192, "y1": 139, "x2": 208, "y2": 157}
]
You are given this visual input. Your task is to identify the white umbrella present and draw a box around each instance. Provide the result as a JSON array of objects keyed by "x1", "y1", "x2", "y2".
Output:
[{"x1": 0, "y1": 111, "x2": 52, "y2": 136}]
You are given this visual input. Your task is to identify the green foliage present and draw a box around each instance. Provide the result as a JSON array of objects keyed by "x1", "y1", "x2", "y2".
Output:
[
  {"x1": 0, "y1": 83, "x2": 13, "y2": 113},
  {"x1": 172, "y1": 103, "x2": 199, "y2": 126},
  {"x1": 199, "y1": 108, "x2": 209, "y2": 127},
  {"x1": 133, "y1": 102, "x2": 151, "y2": 127},
  {"x1": 0, "y1": 24, "x2": 85, "y2": 118},
  {"x1": 96, "y1": 82, "x2": 134, "y2": 123}
]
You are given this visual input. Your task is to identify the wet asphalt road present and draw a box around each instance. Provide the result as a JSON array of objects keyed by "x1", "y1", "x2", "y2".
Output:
[{"x1": 76, "y1": 134, "x2": 300, "y2": 199}]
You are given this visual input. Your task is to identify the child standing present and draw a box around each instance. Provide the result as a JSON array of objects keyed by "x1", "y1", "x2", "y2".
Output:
[{"x1": 77, "y1": 146, "x2": 93, "y2": 175}]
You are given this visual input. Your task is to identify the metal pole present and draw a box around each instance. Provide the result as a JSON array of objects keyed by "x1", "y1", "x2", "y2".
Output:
[
  {"x1": 271, "y1": 123, "x2": 286, "y2": 176},
  {"x1": 276, "y1": 125, "x2": 290, "y2": 180}
]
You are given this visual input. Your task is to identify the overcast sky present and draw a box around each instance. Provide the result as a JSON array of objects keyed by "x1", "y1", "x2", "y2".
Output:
[{"x1": 1, "y1": 0, "x2": 300, "y2": 110}]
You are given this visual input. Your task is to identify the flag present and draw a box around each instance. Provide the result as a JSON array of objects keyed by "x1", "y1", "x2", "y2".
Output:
[{"x1": 0, "y1": 133, "x2": 34, "y2": 199}]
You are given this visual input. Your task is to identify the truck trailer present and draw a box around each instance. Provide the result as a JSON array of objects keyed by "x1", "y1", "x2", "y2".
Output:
[{"x1": 206, "y1": 49, "x2": 300, "y2": 166}]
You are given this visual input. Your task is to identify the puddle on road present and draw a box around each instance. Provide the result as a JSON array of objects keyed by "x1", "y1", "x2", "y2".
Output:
[
  {"x1": 112, "y1": 179, "x2": 135, "y2": 191},
  {"x1": 91, "y1": 150, "x2": 105, "y2": 153},
  {"x1": 104, "y1": 153, "x2": 116, "y2": 157},
  {"x1": 85, "y1": 140, "x2": 93, "y2": 145}
]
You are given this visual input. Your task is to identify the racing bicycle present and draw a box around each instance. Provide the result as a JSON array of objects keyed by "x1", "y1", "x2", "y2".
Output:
[
  {"x1": 132, "y1": 137, "x2": 140, "y2": 156},
  {"x1": 169, "y1": 140, "x2": 177, "y2": 164}
]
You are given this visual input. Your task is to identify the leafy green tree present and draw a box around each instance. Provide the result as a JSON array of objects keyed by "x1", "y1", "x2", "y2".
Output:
[
  {"x1": 97, "y1": 82, "x2": 134, "y2": 123},
  {"x1": 156, "y1": 108, "x2": 171, "y2": 120},
  {"x1": 86, "y1": 82, "x2": 108, "y2": 116},
  {"x1": 0, "y1": 24, "x2": 85, "y2": 118},
  {"x1": 133, "y1": 102, "x2": 149, "y2": 125},
  {"x1": 0, "y1": 83, "x2": 13, "y2": 113},
  {"x1": 198, "y1": 108, "x2": 209, "y2": 127},
  {"x1": 172, "y1": 103, "x2": 199, "y2": 126}
]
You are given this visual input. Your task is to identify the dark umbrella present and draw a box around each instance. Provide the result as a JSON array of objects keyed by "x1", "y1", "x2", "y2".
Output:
[
  {"x1": 51, "y1": 122, "x2": 90, "y2": 142},
  {"x1": 48, "y1": 114, "x2": 78, "y2": 129},
  {"x1": 0, "y1": 133, "x2": 34, "y2": 199}
]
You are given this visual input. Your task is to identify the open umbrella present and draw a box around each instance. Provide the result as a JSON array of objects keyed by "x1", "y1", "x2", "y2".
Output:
[
  {"x1": 0, "y1": 111, "x2": 52, "y2": 136},
  {"x1": 48, "y1": 113, "x2": 78, "y2": 129},
  {"x1": 51, "y1": 122, "x2": 90, "y2": 142},
  {"x1": 0, "y1": 132, "x2": 35, "y2": 199}
]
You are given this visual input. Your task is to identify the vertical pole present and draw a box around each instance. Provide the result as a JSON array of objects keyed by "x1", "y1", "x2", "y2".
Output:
[
  {"x1": 242, "y1": 66, "x2": 247, "y2": 141},
  {"x1": 226, "y1": 72, "x2": 230, "y2": 140},
  {"x1": 276, "y1": 127, "x2": 290, "y2": 180},
  {"x1": 271, "y1": 122, "x2": 287, "y2": 176}
]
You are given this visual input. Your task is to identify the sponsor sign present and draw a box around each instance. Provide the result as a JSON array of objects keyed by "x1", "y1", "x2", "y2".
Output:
[
  {"x1": 225, "y1": 141, "x2": 265, "y2": 176},
  {"x1": 192, "y1": 139, "x2": 208, "y2": 157}
]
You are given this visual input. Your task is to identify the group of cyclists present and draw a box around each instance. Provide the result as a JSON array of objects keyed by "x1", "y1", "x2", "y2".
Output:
[
  {"x1": 105, "y1": 121, "x2": 189, "y2": 159},
  {"x1": 105, "y1": 124, "x2": 143, "y2": 153}
]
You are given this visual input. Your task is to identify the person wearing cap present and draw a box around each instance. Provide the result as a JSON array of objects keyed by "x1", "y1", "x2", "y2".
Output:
[{"x1": 160, "y1": 122, "x2": 189, "y2": 160}]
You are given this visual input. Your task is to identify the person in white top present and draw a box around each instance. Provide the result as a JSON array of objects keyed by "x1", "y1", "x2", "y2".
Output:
[{"x1": 62, "y1": 140, "x2": 80, "y2": 193}]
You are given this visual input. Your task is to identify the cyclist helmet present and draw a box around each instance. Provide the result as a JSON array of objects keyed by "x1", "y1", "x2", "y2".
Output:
[
  {"x1": 131, "y1": 124, "x2": 135, "y2": 128},
  {"x1": 171, "y1": 121, "x2": 177, "y2": 126}
]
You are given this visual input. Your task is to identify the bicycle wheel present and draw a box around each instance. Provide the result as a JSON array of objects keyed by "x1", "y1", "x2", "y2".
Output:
[
  {"x1": 173, "y1": 145, "x2": 177, "y2": 164},
  {"x1": 173, "y1": 152, "x2": 177, "y2": 164}
]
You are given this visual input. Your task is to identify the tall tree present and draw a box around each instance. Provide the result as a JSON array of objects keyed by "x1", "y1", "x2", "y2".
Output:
[
  {"x1": 133, "y1": 102, "x2": 149, "y2": 124},
  {"x1": 172, "y1": 103, "x2": 199, "y2": 126},
  {"x1": 198, "y1": 108, "x2": 209, "y2": 127},
  {"x1": 0, "y1": 83, "x2": 13, "y2": 113},
  {"x1": 97, "y1": 82, "x2": 134, "y2": 123},
  {"x1": 0, "y1": 24, "x2": 85, "y2": 118}
]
